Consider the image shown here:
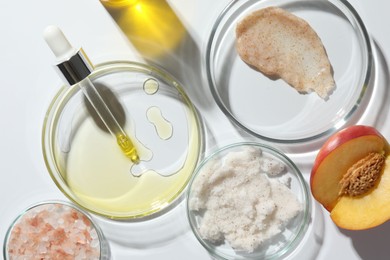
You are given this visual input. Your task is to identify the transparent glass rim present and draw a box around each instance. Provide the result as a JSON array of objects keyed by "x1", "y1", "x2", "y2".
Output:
[
  {"x1": 205, "y1": 0, "x2": 373, "y2": 144},
  {"x1": 186, "y1": 142, "x2": 312, "y2": 260},
  {"x1": 41, "y1": 60, "x2": 204, "y2": 220},
  {"x1": 3, "y1": 200, "x2": 109, "y2": 260}
]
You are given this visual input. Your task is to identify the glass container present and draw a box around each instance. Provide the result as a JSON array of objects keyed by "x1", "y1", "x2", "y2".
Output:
[
  {"x1": 206, "y1": 0, "x2": 372, "y2": 145},
  {"x1": 42, "y1": 61, "x2": 203, "y2": 219},
  {"x1": 187, "y1": 142, "x2": 311, "y2": 260},
  {"x1": 3, "y1": 200, "x2": 110, "y2": 260}
]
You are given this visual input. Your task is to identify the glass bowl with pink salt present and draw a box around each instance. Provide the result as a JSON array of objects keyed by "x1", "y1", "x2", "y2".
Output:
[{"x1": 3, "y1": 201, "x2": 110, "y2": 260}]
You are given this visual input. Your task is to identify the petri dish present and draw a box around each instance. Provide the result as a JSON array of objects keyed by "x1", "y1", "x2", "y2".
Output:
[
  {"x1": 3, "y1": 200, "x2": 110, "y2": 260},
  {"x1": 187, "y1": 142, "x2": 311, "y2": 260},
  {"x1": 206, "y1": 0, "x2": 372, "y2": 144},
  {"x1": 42, "y1": 61, "x2": 203, "y2": 219}
]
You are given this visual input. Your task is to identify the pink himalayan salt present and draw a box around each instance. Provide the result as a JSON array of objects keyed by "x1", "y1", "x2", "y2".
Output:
[{"x1": 7, "y1": 203, "x2": 101, "y2": 260}]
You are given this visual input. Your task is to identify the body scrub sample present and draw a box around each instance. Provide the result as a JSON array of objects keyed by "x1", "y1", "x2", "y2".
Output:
[
  {"x1": 188, "y1": 147, "x2": 303, "y2": 253},
  {"x1": 236, "y1": 6, "x2": 335, "y2": 99}
]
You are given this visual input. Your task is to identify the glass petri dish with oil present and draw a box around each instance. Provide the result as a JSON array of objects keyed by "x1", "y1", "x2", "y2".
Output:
[{"x1": 42, "y1": 61, "x2": 203, "y2": 220}]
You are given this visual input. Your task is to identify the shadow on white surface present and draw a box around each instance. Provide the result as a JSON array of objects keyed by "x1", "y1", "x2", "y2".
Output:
[
  {"x1": 99, "y1": 0, "x2": 214, "y2": 111},
  {"x1": 366, "y1": 40, "x2": 390, "y2": 132},
  {"x1": 339, "y1": 220, "x2": 390, "y2": 260},
  {"x1": 95, "y1": 201, "x2": 190, "y2": 249},
  {"x1": 338, "y1": 38, "x2": 390, "y2": 137},
  {"x1": 345, "y1": 38, "x2": 390, "y2": 134}
]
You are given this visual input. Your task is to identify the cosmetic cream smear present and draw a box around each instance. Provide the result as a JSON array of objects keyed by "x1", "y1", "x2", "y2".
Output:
[{"x1": 236, "y1": 6, "x2": 335, "y2": 99}]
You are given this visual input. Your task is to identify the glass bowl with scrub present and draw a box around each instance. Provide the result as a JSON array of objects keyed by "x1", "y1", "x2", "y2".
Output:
[
  {"x1": 42, "y1": 61, "x2": 203, "y2": 220},
  {"x1": 187, "y1": 142, "x2": 311, "y2": 260},
  {"x1": 206, "y1": 0, "x2": 372, "y2": 146}
]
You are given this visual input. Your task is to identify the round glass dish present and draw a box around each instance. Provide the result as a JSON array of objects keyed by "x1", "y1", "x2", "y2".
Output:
[
  {"x1": 3, "y1": 200, "x2": 110, "y2": 260},
  {"x1": 206, "y1": 0, "x2": 372, "y2": 143},
  {"x1": 42, "y1": 61, "x2": 203, "y2": 219},
  {"x1": 186, "y1": 142, "x2": 311, "y2": 260}
]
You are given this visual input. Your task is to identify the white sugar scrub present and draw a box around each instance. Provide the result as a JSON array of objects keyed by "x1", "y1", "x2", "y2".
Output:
[
  {"x1": 4, "y1": 202, "x2": 109, "y2": 260},
  {"x1": 189, "y1": 146, "x2": 303, "y2": 253}
]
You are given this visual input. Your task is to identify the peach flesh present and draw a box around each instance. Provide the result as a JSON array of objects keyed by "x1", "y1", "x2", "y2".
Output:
[
  {"x1": 310, "y1": 125, "x2": 389, "y2": 211},
  {"x1": 330, "y1": 156, "x2": 390, "y2": 230}
]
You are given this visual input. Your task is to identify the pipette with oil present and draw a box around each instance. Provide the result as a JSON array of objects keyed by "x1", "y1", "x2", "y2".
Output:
[{"x1": 43, "y1": 25, "x2": 139, "y2": 163}]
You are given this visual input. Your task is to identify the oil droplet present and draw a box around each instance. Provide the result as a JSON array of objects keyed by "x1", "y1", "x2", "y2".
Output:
[
  {"x1": 146, "y1": 106, "x2": 173, "y2": 140},
  {"x1": 143, "y1": 78, "x2": 159, "y2": 95}
]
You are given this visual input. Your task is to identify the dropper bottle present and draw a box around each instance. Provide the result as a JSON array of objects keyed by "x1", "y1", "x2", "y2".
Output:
[{"x1": 43, "y1": 25, "x2": 139, "y2": 164}]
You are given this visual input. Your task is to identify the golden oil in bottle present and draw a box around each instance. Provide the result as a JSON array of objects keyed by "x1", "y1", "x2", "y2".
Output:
[
  {"x1": 100, "y1": 0, "x2": 186, "y2": 58},
  {"x1": 99, "y1": 0, "x2": 139, "y2": 8}
]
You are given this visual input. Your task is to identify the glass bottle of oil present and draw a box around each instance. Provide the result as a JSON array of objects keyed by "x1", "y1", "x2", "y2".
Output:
[{"x1": 100, "y1": 0, "x2": 186, "y2": 58}]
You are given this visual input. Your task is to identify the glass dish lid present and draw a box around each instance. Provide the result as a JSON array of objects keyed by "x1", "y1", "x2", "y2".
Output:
[{"x1": 206, "y1": 0, "x2": 372, "y2": 143}]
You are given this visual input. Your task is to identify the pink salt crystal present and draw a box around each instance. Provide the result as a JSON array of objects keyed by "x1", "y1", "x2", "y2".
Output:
[
  {"x1": 91, "y1": 237, "x2": 100, "y2": 248},
  {"x1": 6, "y1": 203, "x2": 101, "y2": 260},
  {"x1": 63, "y1": 244, "x2": 75, "y2": 255}
]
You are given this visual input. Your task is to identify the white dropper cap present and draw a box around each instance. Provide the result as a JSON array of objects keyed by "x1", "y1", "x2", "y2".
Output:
[
  {"x1": 43, "y1": 25, "x2": 93, "y2": 85},
  {"x1": 43, "y1": 25, "x2": 77, "y2": 62}
]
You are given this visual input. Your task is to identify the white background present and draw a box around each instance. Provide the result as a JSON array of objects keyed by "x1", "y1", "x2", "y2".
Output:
[{"x1": 1, "y1": 0, "x2": 390, "y2": 259}]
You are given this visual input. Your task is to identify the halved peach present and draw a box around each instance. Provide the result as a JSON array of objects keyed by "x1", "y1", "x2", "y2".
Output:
[{"x1": 310, "y1": 125, "x2": 390, "y2": 230}]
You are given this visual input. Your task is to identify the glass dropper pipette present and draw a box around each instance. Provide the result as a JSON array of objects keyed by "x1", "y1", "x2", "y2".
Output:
[{"x1": 43, "y1": 25, "x2": 139, "y2": 163}]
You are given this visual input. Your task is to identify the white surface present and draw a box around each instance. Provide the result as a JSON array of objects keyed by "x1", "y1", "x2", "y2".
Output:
[{"x1": 1, "y1": 0, "x2": 390, "y2": 259}]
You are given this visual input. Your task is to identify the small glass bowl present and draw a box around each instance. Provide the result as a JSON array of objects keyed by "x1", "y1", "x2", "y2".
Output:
[
  {"x1": 42, "y1": 61, "x2": 203, "y2": 219},
  {"x1": 206, "y1": 0, "x2": 372, "y2": 144},
  {"x1": 3, "y1": 201, "x2": 110, "y2": 260},
  {"x1": 186, "y1": 142, "x2": 311, "y2": 260}
]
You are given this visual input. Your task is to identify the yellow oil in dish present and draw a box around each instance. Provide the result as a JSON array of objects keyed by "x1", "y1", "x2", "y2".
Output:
[
  {"x1": 146, "y1": 106, "x2": 173, "y2": 140},
  {"x1": 100, "y1": 0, "x2": 186, "y2": 58},
  {"x1": 60, "y1": 93, "x2": 201, "y2": 218},
  {"x1": 143, "y1": 78, "x2": 159, "y2": 95},
  {"x1": 116, "y1": 132, "x2": 139, "y2": 163}
]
